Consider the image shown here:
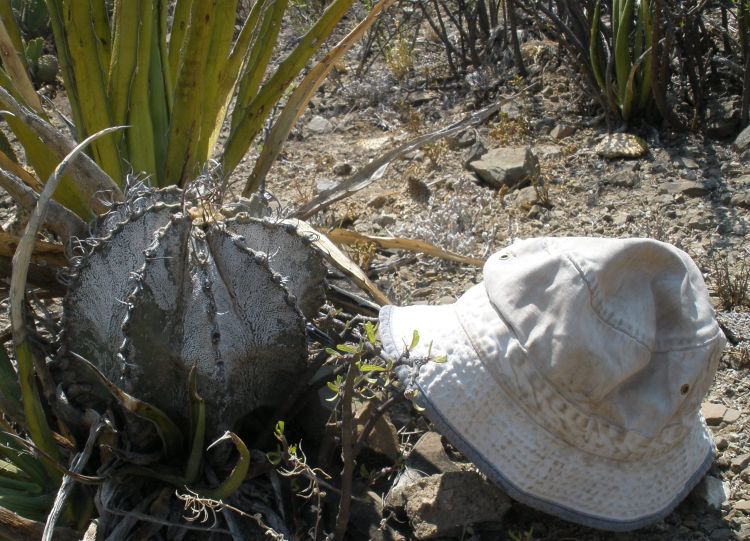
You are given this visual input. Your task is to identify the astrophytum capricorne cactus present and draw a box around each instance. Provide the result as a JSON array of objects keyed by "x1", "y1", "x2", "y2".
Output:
[{"x1": 61, "y1": 181, "x2": 326, "y2": 432}]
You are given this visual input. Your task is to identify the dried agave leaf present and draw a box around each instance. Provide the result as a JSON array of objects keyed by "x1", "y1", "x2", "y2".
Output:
[{"x1": 227, "y1": 215, "x2": 326, "y2": 319}]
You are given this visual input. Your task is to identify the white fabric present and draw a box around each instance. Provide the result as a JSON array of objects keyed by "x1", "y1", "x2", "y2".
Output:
[{"x1": 379, "y1": 237, "x2": 725, "y2": 531}]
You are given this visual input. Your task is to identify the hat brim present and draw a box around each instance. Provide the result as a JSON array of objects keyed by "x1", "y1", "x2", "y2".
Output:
[{"x1": 379, "y1": 287, "x2": 714, "y2": 532}]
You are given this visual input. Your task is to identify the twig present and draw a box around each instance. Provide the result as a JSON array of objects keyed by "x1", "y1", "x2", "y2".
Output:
[
  {"x1": 333, "y1": 362, "x2": 357, "y2": 541},
  {"x1": 42, "y1": 416, "x2": 109, "y2": 541},
  {"x1": 353, "y1": 394, "x2": 405, "y2": 456}
]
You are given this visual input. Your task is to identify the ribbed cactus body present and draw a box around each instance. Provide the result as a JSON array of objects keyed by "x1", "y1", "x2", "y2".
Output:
[{"x1": 62, "y1": 185, "x2": 326, "y2": 432}]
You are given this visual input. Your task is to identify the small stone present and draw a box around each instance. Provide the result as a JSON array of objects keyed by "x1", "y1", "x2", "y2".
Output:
[
  {"x1": 550, "y1": 123, "x2": 575, "y2": 140},
  {"x1": 723, "y1": 408, "x2": 741, "y2": 424},
  {"x1": 731, "y1": 192, "x2": 750, "y2": 209},
  {"x1": 315, "y1": 179, "x2": 337, "y2": 193},
  {"x1": 515, "y1": 186, "x2": 538, "y2": 210},
  {"x1": 462, "y1": 141, "x2": 487, "y2": 168},
  {"x1": 731, "y1": 453, "x2": 750, "y2": 473},
  {"x1": 355, "y1": 401, "x2": 400, "y2": 460},
  {"x1": 374, "y1": 214, "x2": 396, "y2": 227},
  {"x1": 736, "y1": 500, "x2": 750, "y2": 512},
  {"x1": 333, "y1": 162, "x2": 353, "y2": 176},
  {"x1": 533, "y1": 144, "x2": 563, "y2": 161},
  {"x1": 734, "y1": 124, "x2": 750, "y2": 151},
  {"x1": 613, "y1": 212, "x2": 631, "y2": 226},
  {"x1": 595, "y1": 133, "x2": 648, "y2": 159},
  {"x1": 609, "y1": 170, "x2": 639, "y2": 188},
  {"x1": 692, "y1": 475, "x2": 728, "y2": 510},
  {"x1": 368, "y1": 194, "x2": 389, "y2": 209},
  {"x1": 702, "y1": 403, "x2": 728, "y2": 426},
  {"x1": 306, "y1": 115, "x2": 333, "y2": 134},
  {"x1": 659, "y1": 180, "x2": 709, "y2": 197},
  {"x1": 468, "y1": 147, "x2": 540, "y2": 189},
  {"x1": 447, "y1": 130, "x2": 476, "y2": 150},
  {"x1": 408, "y1": 432, "x2": 460, "y2": 474},
  {"x1": 389, "y1": 471, "x2": 512, "y2": 540},
  {"x1": 673, "y1": 155, "x2": 700, "y2": 169},
  {"x1": 715, "y1": 436, "x2": 729, "y2": 451}
]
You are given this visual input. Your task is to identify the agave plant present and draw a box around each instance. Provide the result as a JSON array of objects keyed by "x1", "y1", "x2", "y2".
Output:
[{"x1": 0, "y1": 0, "x2": 395, "y2": 536}]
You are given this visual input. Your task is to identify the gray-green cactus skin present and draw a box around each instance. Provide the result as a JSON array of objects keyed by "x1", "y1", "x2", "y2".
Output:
[
  {"x1": 62, "y1": 183, "x2": 326, "y2": 433},
  {"x1": 35, "y1": 54, "x2": 58, "y2": 83}
]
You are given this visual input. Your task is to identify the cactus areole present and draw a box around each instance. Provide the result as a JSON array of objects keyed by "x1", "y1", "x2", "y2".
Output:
[{"x1": 61, "y1": 182, "x2": 326, "y2": 432}]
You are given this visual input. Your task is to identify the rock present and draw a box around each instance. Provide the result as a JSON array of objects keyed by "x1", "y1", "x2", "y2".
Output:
[
  {"x1": 609, "y1": 170, "x2": 639, "y2": 188},
  {"x1": 702, "y1": 402, "x2": 728, "y2": 425},
  {"x1": 468, "y1": 147, "x2": 539, "y2": 189},
  {"x1": 447, "y1": 130, "x2": 476, "y2": 150},
  {"x1": 375, "y1": 214, "x2": 397, "y2": 228},
  {"x1": 533, "y1": 144, "x2": 563, "y2": 161},
  {"x1": 595, "y1": 133, "x2": 648, "y2": 159},
  {"x1": 463, "y1": 141, "x2": 487, "y2": 168},
  {"x1": 355, "y1": 401, "x2": 400, "y2": 460},
  {"x1": 660, "y1": 181, "x2": 710, "y2": 197},
  {"x1": 731, "y1": 453, "x2": 750, "y2": 473},
  {"x1": 349, "y1": 488, "x2": 404, "y2": 541},
  {"x1": 333, "y1": 162, "x2": 353, "y2": 176},
  {"x1": 388, "y1": 471, "x2": 511, "y2": 540},
  {"x1": 724, "y1": 408, "x2": 741, "y2": 424},
  {"x1": 736, "y1": 500, "x2": 750, "y2": 512},
  {"x1": 306, "y1": 115, "x2": 333, "y2": 134},
  {"x1": 692, "y1": 475, "x2": 728, "y2": 510},
  {"x1": 515, "y1": 186, "x2": 538, "y2": 210},
  {"x1": 731, "y1": 192, "x2": 750, "y2": 209},
  {"x1": 734, "y1": 124, "x2": 750, "y2": 151},
  {"x1": 706, "y1": 97, "x2": 740, "y2": 138},
  {"x1": 407, "y1": 432, "x2": 460, "y2": 474},
  {"x1": 315, "y1": 179, "x2": 337, "y2": 193},
  {"x1": 500, "y1": 102, "x2": 522, "y2": 120},
  {"x1": 550, "y1": 123, "x2": 575, "y2": 140},
  {"x1": 715, "y1": 436, "x2": 729, "y2": 451},
  {"x1": 368, "y1": 194, "x2": 390, "y2": 209},
  {"x1": 674, "y1": 156, "x2": 700, "y2": 169},
  {"x1": 736, "y1": 174, "x2": 750, "y2": 185}
]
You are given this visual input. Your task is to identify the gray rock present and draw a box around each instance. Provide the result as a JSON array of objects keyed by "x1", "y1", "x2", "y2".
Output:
[
  {"x1": 533, "y1": 144, "x2": 563, "y2": 161},
  {"x1": 731, "y1": 453, "x2": 750, "y2": 473},
  {"x1": 732, "y1": 192, "x2": 750, "y2": 209},
  {"x1": 734, "y1": 124, "x2": 750, "y2": 151},
  {"x1": 447, "y1": 130, "x2": 476, "y2": 150},
  {"x1": 375, "y1": 214, "x2": 397, "y2": 227},
  {"x1": 595, "y1": 133, "x2": 648, "y2": 159},
  {"x1": 550, "y1": 123, "x2": 575, "y2": 140},
  {"x1": 387, "y1": 471, "x2": 511, "y2": 540},
  {"x1": 463, "y1": 141, "x2": 488, "y2": 168},
  {"x1": 609, "y1": 170, "x2": 639, "y2": 188},
  {"x1": 306, "y1": 115, "x2": 333, "y2": 134},
  {"x1": 724, "y1": 408, "x2": 741, "y2": 424},
  {"x1": 468, "y1": 147, "x2": 539, "y2": 189},
  {"x1": 706, "y1": 97, "x2": 740, "y2": 138},
  {"x1": 333, "y1": 162, "x2": 353, "y2": 176},
  {"x1": 674, "y1": 156, "x2": 700, "y2": 169},
  {"x1": 692, "y1": 475, "x2": 728, "y2": 510},
  {"x1": 660, "y1": 181, "x2": 709, "y2": 197},
  {"x1": 702, "y1": 402, "x2": 728, "y2": 426},
  {"x1": 315, "y1": 179, "x2": 337, "y2": 193},
  {"x1": 407, "y1": 432, "x2": 460, "y2": 474}
]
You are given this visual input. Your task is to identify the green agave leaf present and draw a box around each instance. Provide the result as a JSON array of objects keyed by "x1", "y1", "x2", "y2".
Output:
[
  {"x1": 184, "y1": 366, "x2": 205, "y2": 484},
  {"x1": 193, "y1": 431, "x2": 250, "y2": 500}
]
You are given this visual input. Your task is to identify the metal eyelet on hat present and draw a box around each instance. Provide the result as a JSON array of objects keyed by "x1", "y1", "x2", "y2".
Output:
[
  {"x1": 680, "y1": 384, "x2": 690, "y2": 395},
  {"x1": 498, "y1": 253, "x2": 512, "y2": 260}
]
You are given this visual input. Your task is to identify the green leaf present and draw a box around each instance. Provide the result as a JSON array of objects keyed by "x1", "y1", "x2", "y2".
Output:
[
  {"x1": 336, "y1": 343, "x2": 360, "y2": 354},
  {"x1": 184, "y1": 365, "x2": 205, "y2": 484},
  {"x1": 274, "y1": 420, "x2": 285, "y2": 437},
  {"x1": 409, "y1": 330, "x2": 419, "y2": 350},
  {"x1": 364, "y1": 321, "x2": 377, "y2": 344},
  {"x1": 358, "y1": 363, "x2": 386, "y2": 373},
  {"x1": 194, "y1": 432, "x2": 250, "y2": 500}
]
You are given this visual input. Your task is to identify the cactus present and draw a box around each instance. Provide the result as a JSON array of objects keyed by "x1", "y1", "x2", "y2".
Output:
[
  {"x1": 11, "y1": 0, "x2": 50, "y2": 38},
  {"x1": 35, "y1": 54, "x2": 57, "y2": 83},
  {"x1": 61, "y1": 181, "x2": 327, "y2": 434}
]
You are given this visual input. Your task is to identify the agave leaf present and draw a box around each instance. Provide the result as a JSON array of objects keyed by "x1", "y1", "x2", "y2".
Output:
[
  {"x1": 0, "y1": 343, "x2": 24, "y2": 425},
  {"x1": 184, "y1": 366, "x2": 205, "y2": 484},
  {"x1": 46, "y1": 0, "x2": 84, "y2": 135},
  {"x1": 11, "y1": 127, "x2": 122, "y2": 480},
  {"x1": 614, "y1": 0, "x2": 635, "y2": 105},
  {"x1": 62, "y1": 2, "x2": 123, "y2": 183},
  {"x1": 223, "y1": 0, "x2": 353, "y2": 175},
  {"x1": 282, "y1": 219, "x2": 391, "y2": 306},
  {"x1": 193, "y1": 431, "x2": 250, "y2": 500},
  {"x1": 167, "y1": 0, "x2": 193, "y2": 83},
  {"x1": 0, "y1": 14, "x2": 42, "y2": 112},
  {"x1": 164, "y1": 0, "x2": 215, "y2": 186},
  {"x1": 326, "y1": 229, "x2": 484, "y2": 266},
  {"x1": 588, "y1": 0, "x2": 606, "y2": 93},
  {"x1": 69, "y1": 353, "x2": 183, "y2": 458},
  {"x1": 247, "y1": 0, "x2": 397, "y2": 193},
  {"x1": 0, "y1": 3, "x2": 24, "y2": 57}
]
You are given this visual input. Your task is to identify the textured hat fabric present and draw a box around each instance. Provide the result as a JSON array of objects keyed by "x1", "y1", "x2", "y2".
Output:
[{"x1": 379, "y1": 237, "x2": 726, "y2": 531}]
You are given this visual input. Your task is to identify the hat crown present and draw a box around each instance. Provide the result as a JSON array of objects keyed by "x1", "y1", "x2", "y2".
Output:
[{"x1": 482, "y1": 237, "x2": 723, "y2": 438}]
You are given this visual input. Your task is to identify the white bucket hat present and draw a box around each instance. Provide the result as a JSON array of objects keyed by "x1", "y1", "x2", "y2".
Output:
[{"x1": 379, "y1": 237, "x2": 725, "y2": 531}]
